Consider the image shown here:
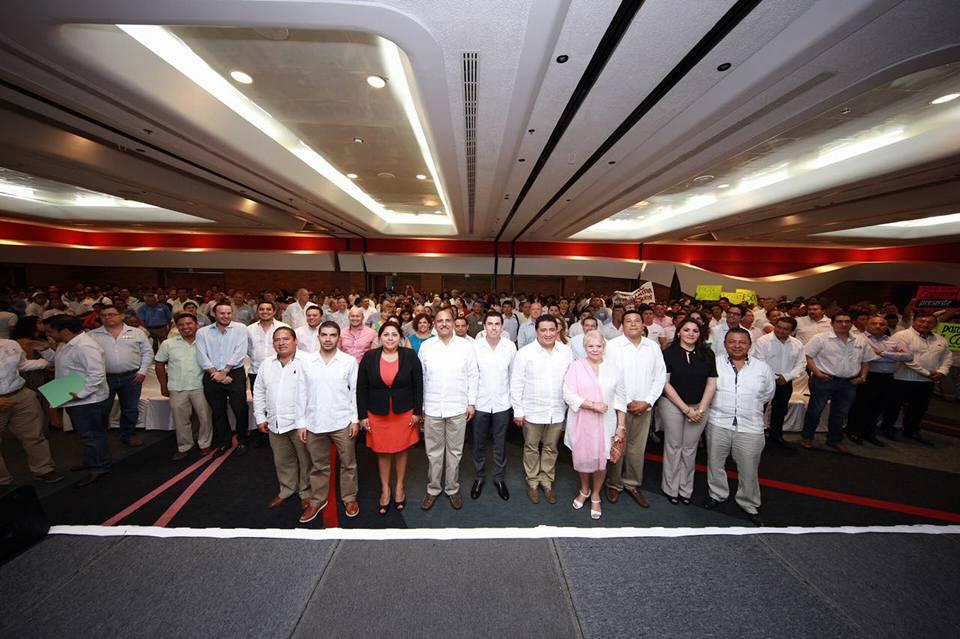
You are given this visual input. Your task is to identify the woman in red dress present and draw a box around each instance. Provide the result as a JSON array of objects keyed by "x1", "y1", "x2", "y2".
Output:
[{"x1": 357, "y1": 322, "x2": 424, "y2": 515}]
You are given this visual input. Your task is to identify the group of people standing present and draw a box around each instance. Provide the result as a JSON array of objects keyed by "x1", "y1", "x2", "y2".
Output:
[{"x1": 0, "y1": 283, "x2": 953, "y2": 529}]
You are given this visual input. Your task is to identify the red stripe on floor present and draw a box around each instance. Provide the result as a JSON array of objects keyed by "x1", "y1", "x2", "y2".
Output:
[
  {"x1": 153, "y1": 446, "x2": 236, "y2": 527},
  {"x1": 644, "y1": 451, "x2": 960, "y2": 524},
  {"x1": 922, "y1": 418, "x2": 960, "y2": 431},
  {"x1": 102, "y1": 453, "x2": 213, "y2": 526},
  {"x1": 323, "y1": 442, "x2": 339, "y2": 528}
]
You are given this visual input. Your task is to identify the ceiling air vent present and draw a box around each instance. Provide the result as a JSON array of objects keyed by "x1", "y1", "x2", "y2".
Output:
[
  {"x1": 684, "y1": 232, "x2": 718, "y2": 241},
  {"x1": 462, "y1": 51, "x2": 478, "y2": 233}
]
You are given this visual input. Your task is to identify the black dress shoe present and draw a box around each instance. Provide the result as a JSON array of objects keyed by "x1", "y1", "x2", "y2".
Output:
[
  {"x1": 76, "y1": 472, "x2": 105, "y2": 487},
  {"x1": 703, "y1": 496, "x2": 727, "y2": 510},
  {"x1": 211, "y1": 445, "x2": 229, "y2": 458},
  {"x1": 904, "y1": 432, "x2": 934, "y2": 447},
  {"x1": 883, "y1": 428, "x2": 901, "y2": 441},
  {"x1": 494, "y1": 481, "x2": 510, "y2": 501},
  {"x1": 847, "y1": 433, "x2": 864, "y2": 445},
  {"x1": 771, "y1": 436, "x2": 793, "y2": 447},
  {"x1": 470, "y1": 480, "x2": 483, "y2": 500},
  {"x1": 234, "y1": 444, "x2": 249, "y2": 456},
  {"x1": 745, "y1": 511, "x2": 764, "y2": 527},
  {"x1": 863, "y1": 435, "x2": 886, "y2": 447}
]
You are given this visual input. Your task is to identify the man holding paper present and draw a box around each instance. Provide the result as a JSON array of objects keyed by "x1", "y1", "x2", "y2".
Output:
[
  {"x1": 0, "y1": 339, "x2": 62, "y2": 484},
  {"x1": 47, "y1": 315, "x2": 111, "y2": 486}
]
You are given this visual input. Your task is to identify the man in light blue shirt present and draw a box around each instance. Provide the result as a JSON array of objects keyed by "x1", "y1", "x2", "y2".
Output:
[
  {"x1": 196, "y1": 301, "x2": 251, "y2": 455},
  {"x1": 847, "y1": 314, "x2": 913, "y2": 445},
  {"x1": 517, "y1": 301, "x2": 543, "y2": 349}
]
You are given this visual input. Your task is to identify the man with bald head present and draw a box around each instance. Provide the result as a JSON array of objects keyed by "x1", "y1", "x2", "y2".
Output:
[
  {"x1": 282, "y1": 288, "x2": 315, "y2": 329},
  {"x1": 340, "y1": 306, "x2": 377, "y2": 362}
]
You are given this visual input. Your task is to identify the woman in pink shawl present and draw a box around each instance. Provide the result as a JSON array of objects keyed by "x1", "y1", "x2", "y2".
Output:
[{"x1": 563, "y1": 330, "x2": 626, "y2": 520}]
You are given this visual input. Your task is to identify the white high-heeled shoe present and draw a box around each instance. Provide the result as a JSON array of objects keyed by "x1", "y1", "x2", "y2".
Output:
[
  {"x1": 572, "y1": 490, "x2": 591, "y2": 510},
  {"x1": 590, "y1": 497, "x2": 602, "y2": 520}
]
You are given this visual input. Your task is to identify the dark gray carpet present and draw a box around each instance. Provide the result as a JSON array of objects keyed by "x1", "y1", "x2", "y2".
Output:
[
  {"x1": 760, "y1": 533, "x2": 960, "y2": 638},
  {"x1": 0, "y1": 535, "x2": 123, "y2": 621},
  {"x1": 3, "y1": 532, "x2": 958, "y2": 638},
  {"x1": 292, "y1": 539, "x2": 582, "y2": 638},
  {"x1": 554, "y1": 536, "x2": 862, "y2": 638},
  {"x1": 1, "y1": 537, "x2": 337, "y2": 639}
]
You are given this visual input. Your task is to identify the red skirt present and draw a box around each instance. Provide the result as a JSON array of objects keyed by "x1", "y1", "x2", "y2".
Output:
[{"x1": 367, "y1": 409, "x2": 419, "y2": 453}]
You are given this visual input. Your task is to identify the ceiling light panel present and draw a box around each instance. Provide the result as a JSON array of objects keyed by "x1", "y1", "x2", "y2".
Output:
[
  {"x1": 575, "y1": 61, "x2": 960, "y2": 240},
  {"x1": 119, "y1": 25, "x2": 454, "y2": 229},
  {"x1": 0, "y1": 166, "x2": 211, "y2": 224},
  {"x1": 816, "y1": 212, "x2": 960, "y2": 239}
]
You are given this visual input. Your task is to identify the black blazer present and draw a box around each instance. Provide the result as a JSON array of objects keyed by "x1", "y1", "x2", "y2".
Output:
[{"x1": 357, "y1": 347, "x2": 424, "y2": 419}]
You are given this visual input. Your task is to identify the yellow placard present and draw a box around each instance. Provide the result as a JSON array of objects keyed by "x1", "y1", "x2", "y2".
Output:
[
  {"x1": 695, "y1": 285, "x2": 722, "y2": 301},
  {"x1": 937, "y1": 322, "x2": 960, "y2": 352},
  {"x1": 736, "y1": 288, "x2": 759, "y2": 307},
  {"x1": 721, "y1": 291, "x2": 746, "y2": 304}
]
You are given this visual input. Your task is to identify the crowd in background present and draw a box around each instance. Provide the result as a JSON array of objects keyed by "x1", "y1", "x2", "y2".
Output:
[{"x1": 0, "y1": 281, "x2": 956, "y2": 525}]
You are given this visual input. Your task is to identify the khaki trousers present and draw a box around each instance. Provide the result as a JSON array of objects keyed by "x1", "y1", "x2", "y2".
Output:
[
  {"x1": 305, "y1": 427, "x2": 359, "y2": 506},
  {"x1": 522, "y1": 420, "x2": 564, "y2": 489},
  {"x1": 168, "y1": 388, "x2": 213, "y2": 452},
  {"x1": 269, "y1": 430, "x2": 311, "y2": 500},
  {"x1": 606, "y1": 410, "x2": 651, "y2": 491},
  {"x1": 658, "y1": 399, "x2": 707, "y2": 499},
  {"x1": 0, "y1": 387, "x2": 55, "y2": 483},
  {"x1": 424, "y1": 414, "x2": 467, "y2": 496},
  {"x1": 706, "y1": 423, "x2": 765, "y2": 514}
]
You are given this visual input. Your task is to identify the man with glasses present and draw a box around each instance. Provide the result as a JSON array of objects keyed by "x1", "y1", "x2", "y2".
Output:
[{"x1": 710, "y1": 305, "x2": 744, "y2": 357}]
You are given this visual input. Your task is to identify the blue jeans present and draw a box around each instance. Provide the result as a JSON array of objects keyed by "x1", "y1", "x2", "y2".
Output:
[
  {"x1": 104, "y1": 371, "x2": 143, "y2": 441},
  {"x1": 802, "y1": 376, "x2": 857, "y2": 443},
  {"x1": 68, "y1": 401, "x2": 112, "y2": 473}
]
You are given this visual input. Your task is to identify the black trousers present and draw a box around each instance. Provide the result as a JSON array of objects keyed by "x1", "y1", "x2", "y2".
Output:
[
  {"x1": 472, "y1": 409, "x2": 511, "y2": 482},
  {"x1": 887, "y1": 380, "x2": 934, "y2": 436},
  {"x1": 767, "y1": 380, "x2": 793, "y2": 439},
  {"x1": 848, "y1": 371, "x2": 898, "y2": 437},
  {"x1": 202, "y1": 367, "x2": 248, "y2": 448}
]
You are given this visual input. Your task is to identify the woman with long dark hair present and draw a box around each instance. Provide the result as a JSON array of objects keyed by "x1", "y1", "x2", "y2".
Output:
[
  {"x1": 357, "y1": 322, "x2": 424, "y2": 515},
  {"x1": 658, "y1": 318, "x2": 717, "y2": 504}
]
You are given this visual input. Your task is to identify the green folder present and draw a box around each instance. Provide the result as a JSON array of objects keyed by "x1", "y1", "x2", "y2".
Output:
[{"x1": 38, "y1": 372, "x2": 86, "y2": 408}]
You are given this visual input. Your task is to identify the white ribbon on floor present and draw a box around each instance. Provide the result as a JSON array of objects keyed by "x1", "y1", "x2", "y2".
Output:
[{"x1": 49, "y1": 523, "x2": 960, "y2": 541}]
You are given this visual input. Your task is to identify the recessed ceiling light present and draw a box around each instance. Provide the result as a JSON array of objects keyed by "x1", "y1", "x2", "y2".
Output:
[
  {"x1": 716, "y1": 183, "x2": 730, "y2": 189},
  {"x1": 377, "y1": 172, "x2": 396, "y2": 179},
  {"x1": 632, "y1": 201, "x2": 649, "y2": 207},
  {"x1": 366, "y1": 75, "x2": 386, "y2": 89},
  {"x1": 229, "y1": 70, "x2": 253, "y2": 84},
  {"x1": 415, "y1": 174, "x2": 427, "y2": 180},
  {"x1": 119, "y1": 26, "x2": 452, "y2": 229},
  {"x1": 347, "y1": 173, "x2": 358, "y2": 179},
  {"x1": 693, "y1": 174, "x2": 714, "y2": 184},
  {"x1": 353, "y1": 137, "x2": 364, "y2": 144},
  {"x1": 930, "y1": 93, "x2": 959, "y2": 105}
]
